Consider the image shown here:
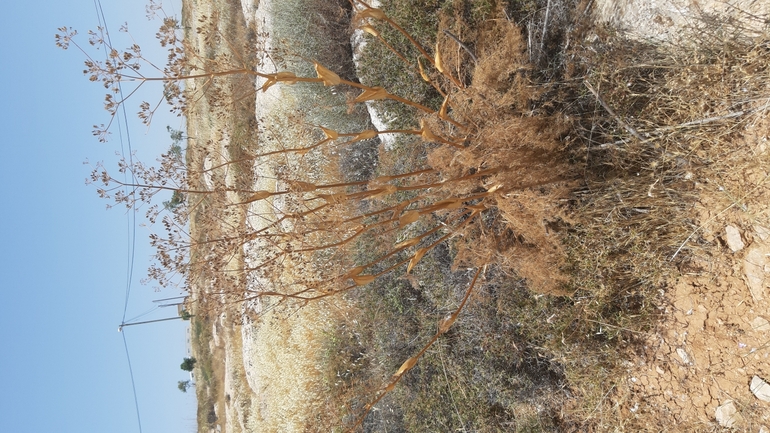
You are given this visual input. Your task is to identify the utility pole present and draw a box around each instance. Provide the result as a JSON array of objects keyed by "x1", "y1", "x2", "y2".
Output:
[
  {"x1": 158, "y1": 302, "x2": 185, "y2": 308},
  {"x1": 118, "y1": 316, "x2": 184, "y2": 332},
  {"x1": 152, "y1": 295, "x2": 188, "y2": 303}
]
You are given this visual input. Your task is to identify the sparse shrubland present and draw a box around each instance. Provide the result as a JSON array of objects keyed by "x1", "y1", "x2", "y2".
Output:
[{"x1": 61, "y1": 0, "x2": 770, "y2": 431}]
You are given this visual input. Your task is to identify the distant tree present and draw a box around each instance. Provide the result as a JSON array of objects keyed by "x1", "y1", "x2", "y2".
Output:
[
  {"x1": 160, "y1": 125, "x2": 187, "y2": 213},
  {"x1": 163, "y1": 190, "x2": 186, "y2": 210},
  {"x1": 180, "y1": 357, "x2": 197, "y2": 372},
  {"x1": 177, "y1": 380, "x2": 192, "y2": 393},
  {"x1": 166, "y1": 126, "x2": 186, "y2": 164},
  {"x1": 167, "y1": 125, "x2": 185, "y2": 145}
]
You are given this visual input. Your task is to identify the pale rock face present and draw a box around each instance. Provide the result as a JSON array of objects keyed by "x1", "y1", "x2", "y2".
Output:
[
  {"x1": 724, "y1": 224, "x2": 745, "y2": 252},
  {"x1": 750, "y1": 376, "x2": 770, "y2": 403},
  {"x1": 744, "y1": 243, "x2": 770, "y2": 301},
  {"x1": 592, "y1": 0, "x2": 770, "y2": 44},
  {"x1": 675, "y1": 347, "x2": 691, "y2": 365},
  {"x1": 752, "y1": 316, "x2": 770, "y2": 333},
  {"x1": 715, "y1": 400, "x2": 742, "y2": 428},
  {"x1": 754, "y1": 225, "x2": 770, "y2": 241}
]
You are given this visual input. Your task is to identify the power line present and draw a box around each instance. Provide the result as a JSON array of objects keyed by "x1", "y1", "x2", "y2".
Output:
[
  {"x1": 119, "y1": 316, "x2": 185, "y2": 331},
  {"x1": 124, "y1": 305, "x2": 161, "y2": 325},
  {"x1": 93, "y1": 0, "x2": 138, "y2": 325},
  {"x1": 121, "y1": 331, "x2": 144, "y2": 433},
  {"x1": 94, "y1": 2, "x2": 143, "y2": 433}
]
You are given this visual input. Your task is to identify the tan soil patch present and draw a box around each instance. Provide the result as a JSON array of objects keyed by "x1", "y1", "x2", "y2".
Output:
[
  {"x1": 615, "y1": 112, "x2": 770, "y2": 430},
  {"x1": 588, "y1": 3, "x2": 770, "y2": 429}
]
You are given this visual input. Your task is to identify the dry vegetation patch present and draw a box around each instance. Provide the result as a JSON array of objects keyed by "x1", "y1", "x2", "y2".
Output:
[
  {"x1": 188, "y1": 1, "x2": 767, "y2": 431},
  {"x1": 181, "y1": 0, "x2": 263, "y2": 431},
  {"x1": 175, "y1": 0, "x2": 770, "y2": 431},
  {"x1": 300, "y1": 1, "x2": 769, "y2": 431}
]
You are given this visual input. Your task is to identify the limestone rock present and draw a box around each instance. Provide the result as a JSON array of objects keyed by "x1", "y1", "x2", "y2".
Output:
[
  {"x1": 744, "y1": 243, "x2": 770, "y2": 301},
  {"x1": 752, "y1": 316, "x2": 770, "y2": 333},
  {"x1": 676, "y1": 347, "x2": 691, "y2": 364},
  {"x1": 750, "y1": 376, "x2": 770, "y2": 402},
  {"x1": 725, "y1": 225, "x2": 745, "y2": 252},
  {"x1": 715, "y1": 400, "x2": 743, "y2": 428},
  {"x1": 755, "y1": 225, "x2": 770, "y2": 241}
]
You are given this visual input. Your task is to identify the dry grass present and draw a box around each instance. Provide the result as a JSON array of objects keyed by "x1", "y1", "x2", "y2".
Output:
[
  {"x1": 298, "y1": 2, "x2": 768, "y2": 432},
  {"x1": 243, "y1": 299, "x2": 347, "y2": 432},
  {"x1": 171, "y1": 0, "x2": 770, "y2": 431}
]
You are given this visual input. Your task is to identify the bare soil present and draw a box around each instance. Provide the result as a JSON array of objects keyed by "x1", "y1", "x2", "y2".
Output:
[{"x1": 613, "y1": 115, "x2": 770, "y2": 430}]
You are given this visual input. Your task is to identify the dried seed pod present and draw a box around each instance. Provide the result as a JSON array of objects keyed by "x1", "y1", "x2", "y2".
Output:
[
  {"x1": 398, "y1": 210, "x2": 420, "y2": 227},
  {"x1": 417, "y1": 57, "x2": 430, "y2": 82},
  {"x1": 438, "y1": 313, "x2": 457, "y2": 334},
  {"x1": 354, "y1": 87, "x2": 388, "y2": 103},
  {"x1": 407, "y1": 248, "x2": 428, "y2": 274},
  {"x1": 360, "y1": 24, "x2": 380, "y2": 37},
  {"x1": 313, "y1": 62, "x2": 340, "y2": 86},
  {"x1": 345, "y1": 266, "x2": 364, "y2": 279},
  {"x1": 320, "y1": 126, "x2": 339, "y2": 140},
  {"x1": 393, "y1": 356, "x2": 419, "y2": 377},
  {"x1": 244, "y1": 190, "x2": 272, "y2": 203},
  {"x1": 420, "y1": 119, "x2": 440, "y2": 143},
  {"x1": 433, "y1": 198, "x2": 463, "y2": 211},
  {"x1": 357, "y1": 8, "x2": 387, "y2": 20},
  {"x1": 434, "y1": 41, "x2": 445, "y2": 73},
  {"x1": 395, "y1": 237, "x2": 420, "y2": 249},
  {"x1": 352, "y1": 274, "x2": 376, "y2": 286},
  {"x1": 275, "y1": 71, "x2": 298, "y2": 84},
  {"x1": 260, "y1": 77, "x2": 277, "y2": 92},
  {"x1": 438, "y1": 95, "x2": 450, "y2": 120},
  {"x1": 351, "y1": 130, "x2": 378, "y2": 142}
]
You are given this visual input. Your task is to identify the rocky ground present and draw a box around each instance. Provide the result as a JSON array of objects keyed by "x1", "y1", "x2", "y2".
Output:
[{"x1": 614, "y1": 116, "x2": 770, "y2": 429}]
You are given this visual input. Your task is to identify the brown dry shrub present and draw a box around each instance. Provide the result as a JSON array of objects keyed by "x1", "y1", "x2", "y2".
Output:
[
  {"x1": 425, "y1": 17, "x2": 577, "y2": 294},
  {"x1": 468, "y1": 20, "x2": 536, "y2": 112}
]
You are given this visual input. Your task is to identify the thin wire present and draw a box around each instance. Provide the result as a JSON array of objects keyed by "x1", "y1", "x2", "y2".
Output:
[
  {"x1": 94, "y1": 0, "x2": 137, "y2": 324},
  {"x1": 124, "y1": 305, "x2": 161, "y2": 325},
  {"x1": 122, "y1": 331, "x2": 144, "y2": 433},
  {"x1": 94, "y1": 3, "x2": 143, "y2": 433}
]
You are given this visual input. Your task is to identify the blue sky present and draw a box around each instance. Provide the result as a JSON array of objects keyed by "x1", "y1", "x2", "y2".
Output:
[{"x1": 0, "y1": 1, "x2": 197, "y2": 432}]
